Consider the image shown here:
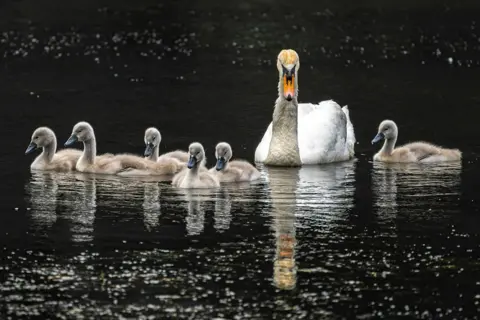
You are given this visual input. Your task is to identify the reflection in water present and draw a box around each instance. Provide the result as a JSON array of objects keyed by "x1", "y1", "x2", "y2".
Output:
[
  {"x1": 143, "y1": 183, "x2": 161, "y2": 231},
  {"x1": 372, "y1": 163, "x2": 399, "y2": 223},
  {"x1": 372, "y1": 161, "x2": 462, "y2": 222},
  {"x1": 296, "y1": 162, "x2": 356, "y2": 227},
  {"x1": 94, "y1": 175, "x2": 148, "y2": 211},
  {"x1": 175, "y1": 189, "x2": 215, "y2": 236},
  {"x1": 174, "y1": 187, "x2": 235, "y2": 236},
  {"x1": 26, "y1": 172, "x2": 98, "y2": 243},
  {"x1": 372, "y1": 162, "x2": 462, "y2": 228},
  {"x1": 25, "y1": 172, "x2": 59, "y2": 233},
  {"x1": 264, "y1": 161, "x2": 356, "y2": 290},
  {"x1": 214, "y1": 189, "x2": 232, "y2": 232},
  {"x1": 265, "y1": 167, "x2": 299, "y2": 291},
  {"x1": 69, "y1": 174, "x2": 97, "y2": 243}
]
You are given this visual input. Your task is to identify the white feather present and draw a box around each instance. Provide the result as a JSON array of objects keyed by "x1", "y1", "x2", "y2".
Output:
[{"x1": 255, "y1": 100, "x2": 356, "y2": 164}]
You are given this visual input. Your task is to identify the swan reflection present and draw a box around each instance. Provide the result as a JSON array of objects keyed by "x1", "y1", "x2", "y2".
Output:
[
  {"x1": 263, "y1": 160, "x2": 356, "y2": 290},
  {"x1": 372, "y1": 163, "x2": 399, "y2": 221},
  {"x1": 64, "y1": 173, "x2": 97, "y2": 243},
  {"x1": 265, "y1": 166, "x2": 298, "y2": 291},
  {"x1": 143, "y1": 182, "x2": 161, "y2": 231},
  {"x1": 26, "y1": 171, "x2": 59, "y2": 233},
  {"x1": 214, "y1": 189, "x2": 232, "y2": 232},
  {"x1": 93, "y1": 175, "x2": 145, "y2": 210},
  {"x1": 26, "y1": 172, "x2": 98, "y2": 243},
  {"x1": 372, "y1": 161, "x2": 462, "y2": 219},
  {"x1": 173, "y1": 186, "x2": 236, "y2": 236},
  {"x1": 173, "y1": 189, "x2": 215, "y2": 236}
]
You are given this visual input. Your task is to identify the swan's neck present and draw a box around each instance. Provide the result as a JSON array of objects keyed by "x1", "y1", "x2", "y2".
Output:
[
  {"x1": 381, "y1": 136, "x2": 397, "y2": 155},
  {"x1": 187, "y1": 158, "x2": 205, "y2": 177},
  {"x1": 265, "y1": 94, "x2": 301, "y2": 166},
  {"x1": 190, "y1": 165, "x2": 199, "y2": 175},
  {"x1": 149, "y1": 144, "x2": 159, "y2": 162},
  {"x1": 82, "y1": 138, "x2": 97, "y2": 165},
  {"x1": 223, "y1": 160, "x2": 230, "y2": 171},
  {"x1": 41, "y1": 139, "x2": 57, "y2": 163}
]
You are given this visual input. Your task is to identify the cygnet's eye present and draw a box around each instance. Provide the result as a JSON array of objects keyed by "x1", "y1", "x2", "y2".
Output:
[{"x1": 34, "y1": 136, "x2": 39, "y2": 140}]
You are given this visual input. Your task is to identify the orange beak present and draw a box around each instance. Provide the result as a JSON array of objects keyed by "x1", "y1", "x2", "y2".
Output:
[{"x1": 283, "y1": 74, "x2": 295, "y2": 101}]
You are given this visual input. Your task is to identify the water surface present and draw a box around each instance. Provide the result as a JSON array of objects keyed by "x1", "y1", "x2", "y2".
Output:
[{"x1": 1, "y1": 0, "x2": 480, "y2": 318}]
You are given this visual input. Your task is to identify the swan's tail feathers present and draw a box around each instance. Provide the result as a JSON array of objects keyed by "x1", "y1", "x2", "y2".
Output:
[
  {"x1": 445, "y1": 148, "x2": 462, "y2": 161},
  {"x1": 454, "y1": 149, "x2": 462, "y2": 160},
  {"x1": 342, "y1": 105, "x2": 356, "y2": 158},
  {"x1": 419, "y1": 148, "x2": 462, "y2": 163}
]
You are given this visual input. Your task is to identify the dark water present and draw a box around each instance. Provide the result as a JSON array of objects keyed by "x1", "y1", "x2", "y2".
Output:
[{"x1": 1, "y1": 0, "x2": 480, "y2": 318}]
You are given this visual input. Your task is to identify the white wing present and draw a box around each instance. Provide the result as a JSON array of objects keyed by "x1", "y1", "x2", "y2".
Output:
[{"x1": 255, "y1": 100, "x2": 355, "y2": 164}]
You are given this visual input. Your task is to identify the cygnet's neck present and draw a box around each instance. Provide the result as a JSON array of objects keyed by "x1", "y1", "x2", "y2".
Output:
[
  {"x1": 265, "y1": 76, "x2": 301, "y2": 166},
  {"x1": 148, "y1": 143, "x2": 160, "y2": 162},
  {"x1": 188, "y1": 157, "x2": 207, "y2": 177},
  {"x1": 381, "y1": 135, "x2": 397, "y2": 155},
  {"x1": 41, "y1": 138, "x2": 57, "y2": 163},
  {"x1": 219, "y1": 157, "x2": 230, "y2": 171},
  {"x1": 82, "y1": 136, "x2": 97, "y2": 165}
]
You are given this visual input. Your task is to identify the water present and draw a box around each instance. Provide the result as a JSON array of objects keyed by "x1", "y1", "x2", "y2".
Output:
[{"x1": 2, "y1": 0, "x2": 480, "y2": 318}]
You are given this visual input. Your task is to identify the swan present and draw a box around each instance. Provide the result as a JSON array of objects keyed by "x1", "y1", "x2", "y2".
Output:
[
  {"x1": 25, "y1": 127, "x2": 83, "y2": 171},
  {"x1": 254, "y1": 49, "x2": 356, "y2": 166},
  {"x1": 64, "y1": 121, "x2": 181, "y2": 176},
  {"x1": 371, "y1": 119, "x2": 462, "y2": 163},
  {"x1": 172, "y1": 142, "x2": 220, "y2": 188},
  {"x1": 209, "y1": 142, "x2": 261, "y2": 182},
  {"x1": 143, "y1": 127, "x2": 189, "y2": 164}
]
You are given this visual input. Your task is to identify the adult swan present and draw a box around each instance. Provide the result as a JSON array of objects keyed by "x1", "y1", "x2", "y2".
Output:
[{"x1": 254, "y1": 49, "x2": 356, "y2": 166}]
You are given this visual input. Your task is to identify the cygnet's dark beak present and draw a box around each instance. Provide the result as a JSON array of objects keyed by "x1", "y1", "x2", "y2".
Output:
[
  {"x1": 371, "y1": 132, "x2": 385, "y2": 145},
  {"x1": 25, "y1": 142, "x2": 37, "y2": 155},
  {"x1": 215, "y1": 157, "x2": 226, "y2": 171},
  {"x1": 187, "y1": 155, "x2": 196, "y2": 169},
  {"x1": 144, "y1": 143, "x2": 154, "y2": 157},
  {"x1": 64, "y1": 135, "x2": 78, "y2": 146}
]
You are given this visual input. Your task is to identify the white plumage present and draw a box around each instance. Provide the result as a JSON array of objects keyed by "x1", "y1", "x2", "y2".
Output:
[{"x1": 255, "y1": 100, "x2": 356, "y2": 164}]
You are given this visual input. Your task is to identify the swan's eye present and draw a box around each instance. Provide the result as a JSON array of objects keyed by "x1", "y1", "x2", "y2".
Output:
[{"x1": 34, "y1": 136, "x2": 39, "y2": 140}]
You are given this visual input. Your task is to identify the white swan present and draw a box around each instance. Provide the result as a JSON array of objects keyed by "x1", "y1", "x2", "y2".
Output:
[{"x1": 254, "y1": 49, "x2": 356, "y2": 166}]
